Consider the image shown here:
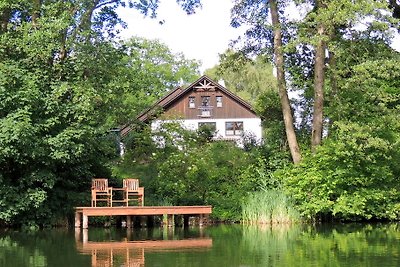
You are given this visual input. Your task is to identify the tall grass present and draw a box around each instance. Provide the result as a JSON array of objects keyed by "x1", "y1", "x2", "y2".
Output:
[{"x1": 242, "y1": 190, "x2": 301, "y2": 224}]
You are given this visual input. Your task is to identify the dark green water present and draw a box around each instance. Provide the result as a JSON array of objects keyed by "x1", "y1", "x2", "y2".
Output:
[{"x1": 1, "y1": 223, "x2": 399, "y2": 267}]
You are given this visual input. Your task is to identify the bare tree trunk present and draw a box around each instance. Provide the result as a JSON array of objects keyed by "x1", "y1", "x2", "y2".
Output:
[
  {"x1": 0, "y1": 8, "x2": 11, "y2": 33},
  {"x1": 311, "y1": 5, "x2": 326, "y2": 152},
  {"x1": 32, "y1": 0, "x2": 41, "y2": 28},
  {"x1": 78, "y1": 0, "x2": 100, "y2": 33},
  {"x1": 325, "y1": 49, "x2": 337, "y2": 137},
  {"x1": 270, "y1": 0, "x2": 301, "y2": 164},
  {"x1": 60, "y1": 28, "x2": 68, "y2": 62},
  {"x1": 388, "y1": 0, "x2": 400, "y2": 18}
]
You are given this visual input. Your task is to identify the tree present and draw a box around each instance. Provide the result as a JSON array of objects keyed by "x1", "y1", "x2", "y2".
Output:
[
  {"x1": 297, "y1": 0, "x2": 394, "y2": 151},
  {"x1": 205, "y1": 51, "x2": 287, "y2": 150},
  {"x1": 0, "y1": 0, "x2": 202, "y2": 227},
  {"x1": 280, "y1": 58, "x2": 400, "y2": 221},
  {"x1": 231, "y1": 0, "x2": 398, "y2": 157},
  {"x1": 206, "y1": 50, "x2": 277, "y2": 104},
  {"x1": 108, "y1": 37, "x2": 200, "y2": 127},
  {"x1": 231, "y1": 0, "x2": 302, "y2": 164},
  {"x1": 152, "y1": 123, "x2": 266, "y2": 221}
]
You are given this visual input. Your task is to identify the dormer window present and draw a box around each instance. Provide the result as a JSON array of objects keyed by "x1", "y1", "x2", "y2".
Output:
[
  {"x1": 189, "y1": 96, "x2": 195, "y2": 108},
  {"x1": 201, "y1": 96, "x2": 210, "y2": 107},
  {"x1": 199, "y1": 96, "x2": 212, "y2": 117},
  {"x1": 216, "y1": 96, "x2": 222, "y2": 107}
]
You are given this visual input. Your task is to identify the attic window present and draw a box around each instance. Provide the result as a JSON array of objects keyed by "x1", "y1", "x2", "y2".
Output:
[
  {"x1": 201, "y1": 96, "x2": 210, "y2": 107},
  {"x1": 189, "y1": 96, "x2": 195, "y2": 108},
  {"x1": 216, "y1": 96, "x2": 222, "y2": 107}
]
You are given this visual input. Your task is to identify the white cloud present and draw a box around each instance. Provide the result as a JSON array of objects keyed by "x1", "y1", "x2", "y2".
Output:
[{"x1": 118, "y1": 0, "x2": 243, "y2": 72}]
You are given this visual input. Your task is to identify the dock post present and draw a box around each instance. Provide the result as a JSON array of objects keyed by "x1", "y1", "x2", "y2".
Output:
[
  {"x1": 75, "y1": 211, "x2": 81, "y2": 228},
  {"x1": 126, "y1": 215, "x2": 132, "y2": 228},
  {"x1": 199, "y1": 214, "x2": 203, "y2": 227},
  {"x1": 83, "y1": 229, "x2": 88, "y2": 243},
  {"x1": 74, "y1": 228, "x2": 81, "y2": 241},
  {"x1": 167, "y1": 214, "x2": 174, "y2": 227},
  {"x1": 82, "y1": 214, "x2": 88, "y2": 229}
]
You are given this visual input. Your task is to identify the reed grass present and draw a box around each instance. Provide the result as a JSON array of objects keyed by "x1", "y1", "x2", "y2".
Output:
[{"x1": 242, "y1": 190, "x2": 301, "y2": 224}]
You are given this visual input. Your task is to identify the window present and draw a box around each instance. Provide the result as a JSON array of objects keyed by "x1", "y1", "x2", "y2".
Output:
[
  {"x1": 199, "y1": 96, "x2": 212, "y2": 117},
  {"x1": 198, "y1": 122, "x2": 216, "y2": 132},
  {"x1": 201, "y1": 96, "x2": 210, "y2": 107},
  {"x1": 200, "y1": 109, "x2": 211, "y2": 117},
  {"x1": 189, "y1": 96, "x2": 195, "y2": 108},
  {"x1": 225, "y1": 121, "x2": 243, "y2": 136},
  {"x1": 216, "y1": 96, "x2": 223, "y2": 107}
]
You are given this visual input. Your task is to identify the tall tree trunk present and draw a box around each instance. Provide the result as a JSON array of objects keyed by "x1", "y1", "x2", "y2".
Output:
[
  {"x1": 311, "y1": 4, "x2": 327, "y2": 153},
  {"x1": 388, "y1": 0, "x2": 400, "y2": 18},
  {"x1": 0, "y1": 8, "x2": 11, "y2": 33},
  {"x1": 325, "y1": 49, "x2": 337, "y2": 137},
  {"x1": 32, "y1": 0, "x2": 41, "y2": 28},
  {"x1": 78, "y1": 0, "x2": 100, "y2": 33},
  {"x1": 311, "y1": 25, "x2": 325, "y2": 151},
  {"x1": 60, "y1": 27, "x2": 68, "y2": 62},
  {"x1": 270, "y1": 0, "x2": 301, "y2": 164}
]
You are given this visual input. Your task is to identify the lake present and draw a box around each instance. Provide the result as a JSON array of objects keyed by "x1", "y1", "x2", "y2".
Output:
[{"x1": 0, "y1": 223, "x2": 399, "y2": 266}]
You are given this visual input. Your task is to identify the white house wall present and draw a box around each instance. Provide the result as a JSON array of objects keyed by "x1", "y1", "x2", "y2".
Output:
[{"x1": 151, "y1": 118, "x2": 262, "y2": 143}]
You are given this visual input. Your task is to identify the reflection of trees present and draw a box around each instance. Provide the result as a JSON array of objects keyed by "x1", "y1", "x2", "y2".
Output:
[
  {"x1": 0, "y1": 236, "x2": 47, "y2": 266},
  {"x1": 240, "y1": 224, "x2": 400, "y2": 266}
]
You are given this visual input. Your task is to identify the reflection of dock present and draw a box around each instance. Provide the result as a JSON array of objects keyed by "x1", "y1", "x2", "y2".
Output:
[
  {"x1": 77, "y1": 239, "x2": 213, "y2": 251},
  {"x1": 76, "y1": 238, "x2": 212, "y2": 267},
  {"x1": 75, "y1": 206, "x2": 212, "y2": 229}
]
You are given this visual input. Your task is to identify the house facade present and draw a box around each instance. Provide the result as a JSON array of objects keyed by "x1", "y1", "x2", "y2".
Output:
[{"x1": 123, "y1": 75, "x2": 262, "y2": 144}]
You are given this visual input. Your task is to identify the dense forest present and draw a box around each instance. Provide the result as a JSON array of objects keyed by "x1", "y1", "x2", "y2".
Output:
[{"x1": 0, "y1": 0, "x2": 399, "y2": 228}]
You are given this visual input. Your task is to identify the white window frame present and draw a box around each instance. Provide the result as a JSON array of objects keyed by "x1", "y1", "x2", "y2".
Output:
[
  {"x1": 189, "y1": 96, "x2": 195, "y2": 108},
  {"x1": 216, "y1": 96, "x2": 223, "y2": 107},
  {"x1": 225, "y1": 121, "x2": 243, "y2": 136}
]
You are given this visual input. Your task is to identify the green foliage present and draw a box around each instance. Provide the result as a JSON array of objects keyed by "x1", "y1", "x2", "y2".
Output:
[
  {"x1": 0, "y1": 0, "x2": 201, "y2": 227},
  {"x1": 205, "y1": 51, "x2": 277, "y2": 105},
  {"x1": 242, "y1": 190, "x2": 301, "y2": 224},
  {"x1": 109, "y1": 37, "x2": 200, "y2": 126},
  {"x1": 205, "y1": 50, "x2": 286, "y2": 149},
  {"x1": 155, "y1": 138, "x2": 254, "y2": 221},
  {"x1": 118, "y1": 122, "x2": 288, "y2": 221},
  {"x1": 276, "y1": 56, "x2": 400, "y2": 222}
]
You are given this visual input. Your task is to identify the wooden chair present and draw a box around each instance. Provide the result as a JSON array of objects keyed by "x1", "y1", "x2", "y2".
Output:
[
  {"x1": 91, "y1": 178, "x2": 112, "y2": 207},
  {"x1": 123, "y1": 179, "x2": 144, "y2": 206}
]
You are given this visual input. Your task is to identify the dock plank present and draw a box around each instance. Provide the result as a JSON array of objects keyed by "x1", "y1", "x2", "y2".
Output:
[{"x1": 75, "y1": 205, "x2": 212, "y2": 228}]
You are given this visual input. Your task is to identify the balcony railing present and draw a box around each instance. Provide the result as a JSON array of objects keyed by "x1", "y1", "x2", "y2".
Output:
[{"x1": 198, "y1": 106, "x2": 213, "y2": 117}]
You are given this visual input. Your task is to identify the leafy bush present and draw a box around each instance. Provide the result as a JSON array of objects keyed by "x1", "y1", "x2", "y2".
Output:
[{"x1": 279, "y1": 121, "x2": 400, "y2": 221}]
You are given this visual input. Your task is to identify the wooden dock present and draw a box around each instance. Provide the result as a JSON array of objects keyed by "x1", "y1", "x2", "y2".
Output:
[{"x1": 75, "y1": 206, "x2": 212, "y2": 228}]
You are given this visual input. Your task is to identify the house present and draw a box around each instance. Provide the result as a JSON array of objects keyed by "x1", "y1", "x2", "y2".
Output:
[{"x1": 121, "y1": 75, "x2": 262, "y2": 145}]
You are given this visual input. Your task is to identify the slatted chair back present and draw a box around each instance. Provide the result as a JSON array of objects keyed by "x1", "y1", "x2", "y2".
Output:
[
  {"x1": 123, "y1": 178, "x2": 144, "y2": 206},
  {"x1": 91, "y1": 178, "x2": 112, "y2": 207},
  {"x1": 123, "y1": 179, "x2": 139, "y2": 191},
  {"x1": 92, "y1": 179, "x2": 109, "y2": 192}
]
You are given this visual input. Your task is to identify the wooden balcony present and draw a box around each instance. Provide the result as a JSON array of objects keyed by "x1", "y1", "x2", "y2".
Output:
[{"x1": 198, "y1": 106, "x2": 213, "y2": 117}]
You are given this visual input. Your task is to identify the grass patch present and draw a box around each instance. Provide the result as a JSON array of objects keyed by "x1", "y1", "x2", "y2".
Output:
[{"x1": 242, "y1": 190, "x2": 301, "y2": 224}]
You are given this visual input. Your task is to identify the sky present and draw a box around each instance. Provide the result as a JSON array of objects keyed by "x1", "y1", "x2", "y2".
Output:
[
  {"x1": 117, "y1": 0, "x2": 241, "y2": 73},
  {"x1": 117, "y1": 0, "x2": 400, "y2": 73}
]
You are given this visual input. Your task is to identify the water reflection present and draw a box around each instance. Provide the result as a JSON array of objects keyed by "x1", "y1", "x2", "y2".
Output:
[
  {"x1": 74, "y1": 228, "x2": 212, "y2": 267},
  {"x1": 0, "y1": 223, "x2": 399, "y2": 267}
]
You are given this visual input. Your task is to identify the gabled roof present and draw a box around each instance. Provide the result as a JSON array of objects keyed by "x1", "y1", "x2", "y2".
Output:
[{"x1": 121, "y1": 75, "x2": 257, "y2": 136}]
